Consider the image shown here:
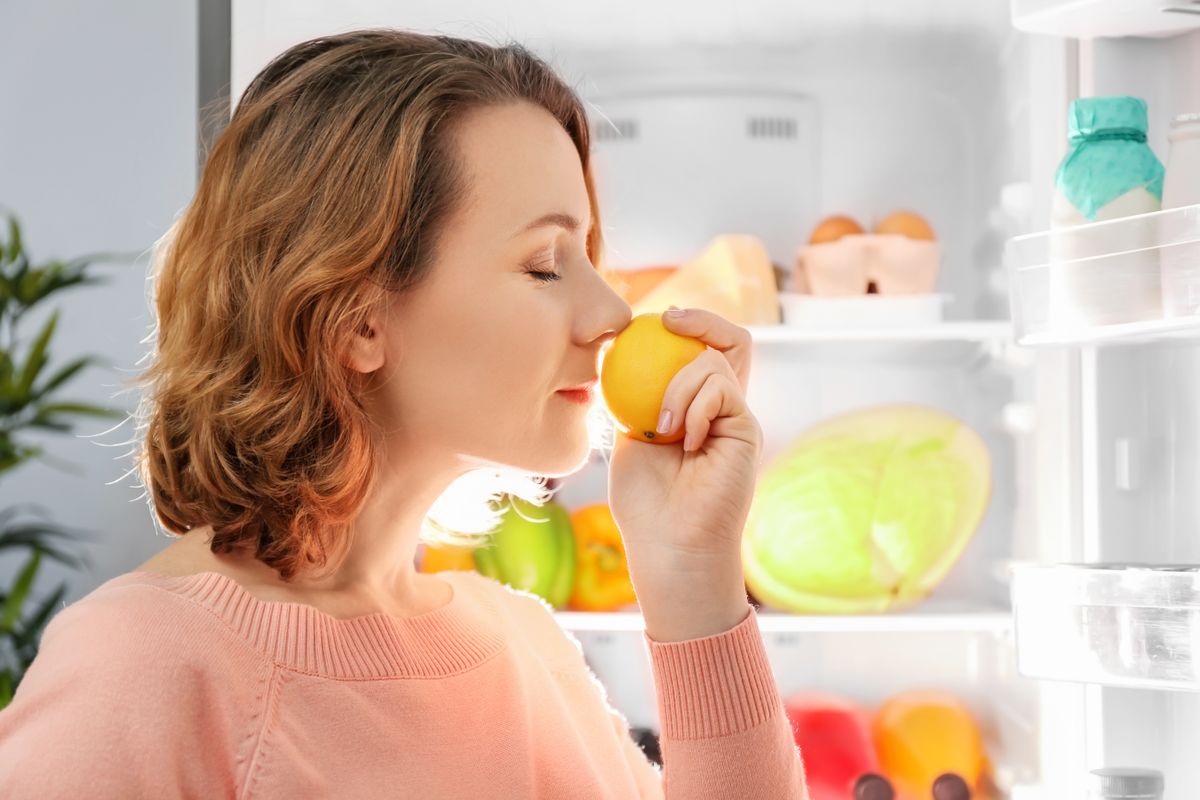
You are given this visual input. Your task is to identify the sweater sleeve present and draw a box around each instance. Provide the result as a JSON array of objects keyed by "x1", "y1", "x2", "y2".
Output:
[
  {"x1": 0, "y1": 583, "x2": 272, "y2": 800},
  {"x1": 642, "y1": 603, "x2": 809, "y2": 800}
]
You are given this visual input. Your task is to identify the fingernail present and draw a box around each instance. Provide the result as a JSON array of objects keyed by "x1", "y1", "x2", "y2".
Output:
[
  {"x1": 665, "y1": 307, "x2": 686, "y2": 318},
  {"x1": 656, "y1": 409, "x2": 673, "y2": 434}
]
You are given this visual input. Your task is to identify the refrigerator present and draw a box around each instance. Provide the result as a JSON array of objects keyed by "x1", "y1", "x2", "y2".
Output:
[{"x1": 224, "y1": 2, "x2": 1200, "y2": 796}]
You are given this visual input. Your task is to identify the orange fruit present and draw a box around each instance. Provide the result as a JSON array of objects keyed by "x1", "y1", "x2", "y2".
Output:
[
  {"x1": 599, "y1": 312, "x2": 706, "y2": 444},
  {"x1": 872, "y1": 690, "x2": 986, "y2": 799},
  {"x1": 418, "y1": 541, "x2": 477, "y2": 574},
  {"x1": 875, "y1": 211, "x2": 936, "y2": 241},
  {"x1": 809, "y1": 215, "x2": 865, "y2": 244}
]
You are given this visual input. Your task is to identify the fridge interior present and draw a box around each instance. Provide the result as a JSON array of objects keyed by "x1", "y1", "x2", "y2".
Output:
[{"x1": 227, "y1": 1, "x2": 1200, "y2": 796}]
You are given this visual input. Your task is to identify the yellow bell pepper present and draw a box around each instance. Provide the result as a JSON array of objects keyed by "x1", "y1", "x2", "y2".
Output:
[{"x1": 567, "y1": 504, "x2": 638, "y2": 612}]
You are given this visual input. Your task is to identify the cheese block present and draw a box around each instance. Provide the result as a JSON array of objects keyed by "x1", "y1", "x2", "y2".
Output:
[
  {"x1": 604, "y1": 265, "x2": 679, "y2": 306},
  {"x1": 631, "y1": 235, "x2": 781, "y2": 325}
]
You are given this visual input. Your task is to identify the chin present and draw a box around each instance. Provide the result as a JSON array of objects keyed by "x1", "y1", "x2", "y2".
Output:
[
  {"x1": 528, "y1": 424, "x2": 596, "y2": 478},
  {"x1": 541, "y1": 441, "x2": 594, "y2": 478}
]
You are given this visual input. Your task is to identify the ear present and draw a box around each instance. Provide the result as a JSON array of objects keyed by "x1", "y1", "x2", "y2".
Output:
[{"x1": 343, "y1": 315, "x2": 387, "y2": 374}]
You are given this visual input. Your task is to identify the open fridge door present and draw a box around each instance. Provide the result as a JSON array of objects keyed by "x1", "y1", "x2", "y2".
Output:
[{"x1": 1007, "y1": 3, "x2": 1200, "y2": 797}]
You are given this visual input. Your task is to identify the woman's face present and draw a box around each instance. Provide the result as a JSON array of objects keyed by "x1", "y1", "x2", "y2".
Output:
[{"x1": 364, "y1": 100, "x2": 631, "y2": 477}]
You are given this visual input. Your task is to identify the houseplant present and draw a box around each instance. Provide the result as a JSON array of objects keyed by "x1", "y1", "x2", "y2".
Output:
[{"x1": 0, "y1": 212, "x2": 126, "y2": 708}]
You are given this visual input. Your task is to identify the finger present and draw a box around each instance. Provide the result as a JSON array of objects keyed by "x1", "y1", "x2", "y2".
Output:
[
  {"x1": 656, "y1": 350, "x2": 743, "y2": 439},
  {"x1": 707, "y1": 415, "x2": 764, "y2": 452},
  {"x1": 660, "y1": 307, "x2": 752, "y2": 393},
  {"x1": 682, "y1": 373, "x2": 745, "y2": 452}
]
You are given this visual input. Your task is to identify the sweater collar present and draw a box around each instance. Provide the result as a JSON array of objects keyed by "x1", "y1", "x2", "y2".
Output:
[{"x1": 112, "y1": 569, "x2": 507, "y2": 680}]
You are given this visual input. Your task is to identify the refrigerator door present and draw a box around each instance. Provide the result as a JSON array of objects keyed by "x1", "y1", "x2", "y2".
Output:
[{"x1": 1008, "y1": 12, "x2": 1200, "y2": 797}]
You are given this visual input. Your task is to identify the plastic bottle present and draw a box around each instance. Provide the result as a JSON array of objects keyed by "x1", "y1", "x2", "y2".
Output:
[
  {"x1": 1159, "y1": 112, "x2": 1200, "y2": 318},
  {"x1": 1162, "y1": 112, "x2": 1200, "y2": 209},
  {"x1": 1049, "y1": 96, "x2": 1165, "y2": 327}
]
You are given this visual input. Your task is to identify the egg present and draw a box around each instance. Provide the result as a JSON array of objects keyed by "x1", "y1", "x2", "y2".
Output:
[
  {"x1": 808, "y1": 215, "x2": 865, "y2": 245},
  {"x1": 875, "y1": 210, "x2": 936, "y2": 241}
]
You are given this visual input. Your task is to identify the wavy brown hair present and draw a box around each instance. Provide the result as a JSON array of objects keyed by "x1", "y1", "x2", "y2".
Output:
[{"x1": 129, "y1": 29, "x2": 607, "y2": 581}]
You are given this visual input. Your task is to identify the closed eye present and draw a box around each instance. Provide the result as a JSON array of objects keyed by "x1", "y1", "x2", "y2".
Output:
[{"x1": 522, "y1": 246, "x2": 561, "y2": 282}]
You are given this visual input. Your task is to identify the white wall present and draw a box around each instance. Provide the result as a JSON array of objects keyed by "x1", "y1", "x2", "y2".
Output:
[{"x1": 0, "y1": 0, "x2": 198, "y2": 603}]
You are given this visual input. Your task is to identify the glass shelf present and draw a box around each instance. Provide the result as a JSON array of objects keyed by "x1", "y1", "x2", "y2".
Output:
[
  {"x1": 747, "y1": 320, "x2": 1011, "y2": 344},
  {"x1": 1007, "y1": 204, "x2": 1200, "y2": 348},
  {"x1": 745, "y1": 320, "x2": 1015, "y2": 365},
  {"x1": 1012, "y1": 563, "x2": 1200, "y2": 692}
]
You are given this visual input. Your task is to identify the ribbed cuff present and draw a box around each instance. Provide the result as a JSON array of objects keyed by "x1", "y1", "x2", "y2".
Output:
[{"x1": 643, "y1": 604, "x2": 783, "y2": 740}]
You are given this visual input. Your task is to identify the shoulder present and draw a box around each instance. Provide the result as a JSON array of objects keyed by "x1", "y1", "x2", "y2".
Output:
[
  {"x1": 446, "y1": 570, "x2": 588, "y2": 674},
  {"x1": 36, "y1": 573, "x2": 271, "y2": 684},
  {"x1": 0, "y1": 574, "x2": 271, "y2": 795},
  {"x1": 448, "y1": 568, "x2": 559, "y2": 623}
]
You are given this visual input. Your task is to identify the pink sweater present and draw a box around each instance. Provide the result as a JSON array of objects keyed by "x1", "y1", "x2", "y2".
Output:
[{"x1": 0, "y1": 568, "x2": 808, "y2": 799}]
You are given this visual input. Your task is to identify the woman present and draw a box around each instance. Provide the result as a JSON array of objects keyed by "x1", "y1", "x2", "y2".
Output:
[{"x1": 0, "y1": 29, "x2": 808, "y2": 799}]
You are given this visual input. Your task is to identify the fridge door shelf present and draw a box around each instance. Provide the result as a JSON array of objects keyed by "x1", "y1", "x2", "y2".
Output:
[
  {"x1": 1012, "y1": 562, "x2": 1200, "y2": 691},
  {"x1": 1011, "y1": 0, "x2": 1200, "y2": 39},
  {"x1": 1006, "y1": 203, "x2": 1200, "y2": 347}
]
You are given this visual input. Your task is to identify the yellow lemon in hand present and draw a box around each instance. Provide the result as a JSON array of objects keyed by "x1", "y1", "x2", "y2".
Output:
[{"x1": 600, "y1": 312, "x2": 707, "y2": 444}]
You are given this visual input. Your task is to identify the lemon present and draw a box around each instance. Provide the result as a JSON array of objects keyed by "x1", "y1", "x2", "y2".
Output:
[{"x1": 599, "y1": 312, "x2": 706, "y2": 444}]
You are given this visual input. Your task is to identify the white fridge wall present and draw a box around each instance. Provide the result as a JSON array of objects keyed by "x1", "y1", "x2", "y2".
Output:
[
  {"x1": 233, "y1": 0, "x2": 1028, "y2": 318},
  {"x1": 563, "y1": 33, "x2": 1025, "y2": 319},
  {"x1": 583, "y1": 88, "x2": 821, "y2": 271}
]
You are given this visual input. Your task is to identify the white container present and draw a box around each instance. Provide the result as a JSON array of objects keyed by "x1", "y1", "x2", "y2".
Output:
[
  {"x1": 778, "y1": 292, "x2": 947, "y2": 328},
  {"x1": 1086, "y1": 768, "x2": 1164, "y2": 800}
]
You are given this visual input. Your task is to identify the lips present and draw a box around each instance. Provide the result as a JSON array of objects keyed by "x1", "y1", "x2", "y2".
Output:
[{"x1": 558, "y1": 378, "x2": 598, "y2": 393}]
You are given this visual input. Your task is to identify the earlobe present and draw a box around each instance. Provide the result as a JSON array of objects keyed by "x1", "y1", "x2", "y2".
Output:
[{"x1": 343, "y1": 321, "x2": 386, "y2": 373}]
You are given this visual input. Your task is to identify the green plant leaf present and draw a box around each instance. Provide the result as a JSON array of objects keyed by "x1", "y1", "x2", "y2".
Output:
[
  {"x1": 0, "y1": 442, "x2": 42, "y2": 474},
  {"x1": 29, "y1": 356, "x2": 96, "y2": 400},
  {"x1": 17, "y1": 260, "x2": 111, "y2": 309},
  {"x1": 26, "y1": 400, "x2": 124, "y2": 433},
  {"x1": 24, "y1": 418, "x2": 71, "y2": 432},
  {"x1": 8, "y1": 253, "x2": 30, "y2": 306},
  {"x1": 14, "y1": 308, "x2": 57, "y2": 399},
  {"x1": 0, "y1": 502, "x2": 54, "y2": 527},
  {"x1": 0, "y1": 351, "x2": 12, "y2": 390},
  {"x1": 0, "y1": 670, "x2": 12, "y2": 710},
  {"x1": 32, "y1": 401, "x2": 123, "y2": 420},
  {"x1": 5, "y1": 215, "x2": 21, "y2": 264},
  {"x1": 10, "y1": 582, "x2": 67, "y2": 651},
  {"x1": 2, "y1": 550, "x2": 41, "y2": 633},
  {"x1": 0, "y1": 522, "x2": 92, "y2": 569}
]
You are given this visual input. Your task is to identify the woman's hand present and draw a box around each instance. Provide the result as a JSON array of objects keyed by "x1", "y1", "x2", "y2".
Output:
[{"x1": 606, "y1": 307, "x2": 764, "y2": 641}]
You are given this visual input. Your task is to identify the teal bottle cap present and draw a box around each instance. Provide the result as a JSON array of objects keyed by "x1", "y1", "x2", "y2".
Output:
[{"x1": 1068, "y1": 96, "x2": 1149, "y2": 141}]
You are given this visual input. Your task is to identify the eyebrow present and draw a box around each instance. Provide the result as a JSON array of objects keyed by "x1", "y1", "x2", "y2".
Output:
[{"x1": 512, "y1": 212, "x2": 588, "y2": 238}]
